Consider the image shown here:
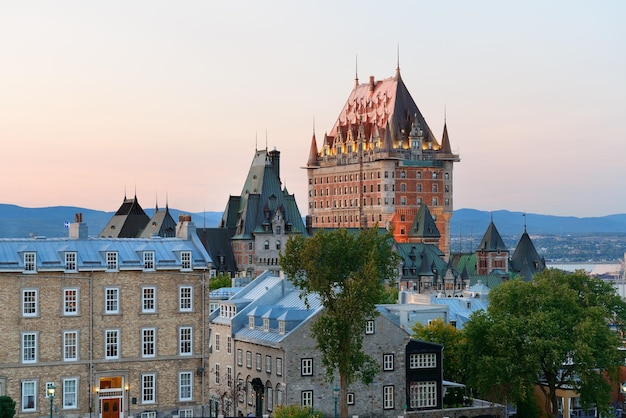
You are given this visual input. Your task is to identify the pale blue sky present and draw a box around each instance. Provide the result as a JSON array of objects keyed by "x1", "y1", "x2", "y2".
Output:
[{"x1": 1, "y1": 1, "x2": 624, "y2": 217}]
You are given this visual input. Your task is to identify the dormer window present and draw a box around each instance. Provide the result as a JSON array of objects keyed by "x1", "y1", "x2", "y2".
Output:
[
  {"x1": 181, "y1": 251, "x2": 191, "y2": 271},
  {"x1": 143, "y1": 251, "x2": 155, "y2": 271},
  {"x1": 279, "y1": 321, "x2": 285, "y2": 334},
  {"x1": 263, "y1": 318, "x2": 269, "y2": 331},
  {"x1": 248, "y1": 316, "x2": 254, "y2": 329},
  {"x1": 24, "y1": 252, "x2": 36, "y2": 273},
  {"x1": 106, "y1": 252, "x2": 118, "y2": 271},
  {"x1": 65, "y1": 252, "x2": 77, "y2": 272}
]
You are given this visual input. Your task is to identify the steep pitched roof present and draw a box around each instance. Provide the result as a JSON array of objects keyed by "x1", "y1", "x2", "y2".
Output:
[
  {"x1": 139, "y1": 204, "x2": 176, "y2": 238},
  {"x1": 99, "y1": 195, "x2": 150, "y2": 238},
  {"x1": 196, "y1": 227, "x2": 237, "y2": 274},
  {"x1": 408, "y1": 204, "x2": 441, "y2": 239},
  {"x1": 476, "y1": 220, "x2": 508, "y2": 253},
  {"x1": 440, "y1": 122, "x2": 453, "y2": 154},
  {"x1": 510, "y1": 229, "x2": 545, "y2": 278},
  {"x1": 307, "y1": 131, "x2": 319, "y2": 167}
]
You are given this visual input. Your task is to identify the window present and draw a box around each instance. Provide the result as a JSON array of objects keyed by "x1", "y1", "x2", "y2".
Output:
[
  {"x1": 237, "y1": 349, "x2": 243, "y2": 366},
  {"x1": 432, "y1": 172, "x2": 438, "y2": 179},
  {"x1": 215, "y1": 364, "x2": 220, "y2": 384},
  {"x1": 410, "y1": 353, "x2": 437, "y2": 368},
  {"x1": 65, "y1": 252, "x2": 77, "y2": 272},
  {"x1": 267, "y1": 386, "x2": 273, "y2": 411},
  {"x1": 179, "y1": 286, "x2": 193, "y2": 312},
  {"x1": 106, "y1": 252, "x2": 118, "y2": 270},
  {"x1": 143, "y1": 251, "x2": 155, "y2": 270},
  {"x1": 226, "y1": 366, "x2": 232, "y2": 388},
  {"x1": 246, "y1": 351, "x2": 252, "y2": 369},
  {"x1": 383, "y1": 386, "x2": 394, "y2": 409},
  {"x1": 63, "y1": 378, "x2": 77, "y2": 409},
  {"x1": 248, "y1": 242, "x2": 253, "y2": 251},
  {"x1": 279, "y1": 321, "x2": 285, "y2": 334},
  {"x1": 215, "y1": 333, "x2": 220, "y2": 352},
  {"x1": 105, "y1": 287, "x2": 119, "y2": 314},
  {"x1": 63, "y1": 331, "x2": 78, "y2": 361},
  {"x1": 22, "y1": 332, "x2": 37, "y2": 363},
  {"x1": 179, "y1": 327, "x2": 192, "y2": 356},
  {"x1": 24, "y1": 252, "x2": 36, "y2": 272},
  {"x1": 21, "y1": 380, "x2": 36, "y2": 411},
  {"x1": 410, "y1": 381, "x2": 437, "y2": 408},
  {"x1": 264, "y1": 240, "x2": 269, "y2": 250},
  {"x1": 227, "y1": 336, "x2": 232, "y2": 354},
  {"x1": 301, "y1": 391, "x2": 313, "y2": 408},
  {"x1": 432, "y1": 197, "x2": 438, "y2": 206},
  {"x1": 265, "y1": 355, "x2": 271, "y2": 373},
  {"x1": 105, "y1": 330, "x2": 119, "y2": 359},
  {"x1": 181, "y1": 251, "x2": 192, "y2": 270},
  {"x1": 142, "y1": 328, "x2": 156, "y2": 358},
  {"x1": 256, "y1": 353, "x2": 262, "y2": 371},
  {"x1": 22, "y1": 289, "x2": 38, "y2": 317},
  {"x1": 142, "y1": 374, "x2": 155, "y2": 404},
  {"x1": 276, "y1": 357, "x2": 283, "y2": 376},
  {"x1": 365, "y1": 320, "x2": 375, "y2": 334},
  {"x1": 276, "y1": 240, "x2": 281, "y2": 250},
  {"x1": 179, "y1": 409, "x2": 193, "y2": 418},
  {"x1": 301, "y1": 358, "x2": 313, "y2": 376},
  {"x1": 179, "y1": 372, "x2": 193, "y2": 401},
  {"x1": 263, "y1": 318, "x2": 269, "y2": 331},
  {"x1": 64, "y1": 288, "x2": 78, "y2": 315},
  {"x1": 142, "y1": 287, "x2": 156, "y2": 313},
  {"x1": 347, "y1": 393, "x2": 355, "y2": 405},
  {"x1": 141, "y1": 412, "x2": 156, "y2": 418},
  {"x1": 383, "y1": 354, "x2": 394, "y2": 371}
]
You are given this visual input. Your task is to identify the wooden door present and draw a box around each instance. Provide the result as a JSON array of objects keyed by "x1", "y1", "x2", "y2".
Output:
[{"x1": 102, "y1": 399, "x2": 120, "y2": 418}]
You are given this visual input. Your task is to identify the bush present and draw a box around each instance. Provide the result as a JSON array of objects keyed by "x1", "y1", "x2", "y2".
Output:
[
  {"x1": 272, "y1": 404, "x2": 322, "y2": 418},
  {"x1": 0, "y1": 396, "x2": 16, "y2": 418}
]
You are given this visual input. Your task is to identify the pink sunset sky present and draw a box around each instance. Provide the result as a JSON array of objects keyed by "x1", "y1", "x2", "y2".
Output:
[{"x1": 1, "y1": 1, "x2": 624, "y2": 217}]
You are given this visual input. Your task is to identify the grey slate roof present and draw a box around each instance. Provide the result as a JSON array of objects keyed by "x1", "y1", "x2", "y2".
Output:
[
  {"x1": 139, "y1": 204, "x2": 177, "y2": 238},
  {"x1": 476, "y1": 220, "x2": 507, "y2": 252},
  {"x1": 99, "y1": 195, "x2": 150, "y2": 238},
  {"x1": 510, "y1": 228, "x2": 546, "y2": 280},
  {"x1": 408, "y1": 204, "x2": 441, "y2": 239},
  {"x1": 196, "y1": 227, "x2": 237, "y2": 275}
]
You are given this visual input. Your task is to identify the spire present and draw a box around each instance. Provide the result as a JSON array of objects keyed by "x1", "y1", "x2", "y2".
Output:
[
  {"x1": 155, "y1": 193, "x2": 159, "y2": 211},
  {"x1": 307, "y1": 127, "x2": 319, "y2": 167},
  {"x1": 382, "y1": 120, "x2": 393, "y2": 152},
  {"x1": 440, "y1": 116, "x2": 453, "y2": 154},
  {"x1": 395, "y1": 44, "x2": 401, "y2": 79},
  {"x1": 355, "y1": 54, "x2": 359, "y2": 86}
]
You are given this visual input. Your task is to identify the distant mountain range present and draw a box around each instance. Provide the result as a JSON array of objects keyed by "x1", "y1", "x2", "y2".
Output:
[{"x1": 1, "y1": 204, "x2": 626, "y2": 239}]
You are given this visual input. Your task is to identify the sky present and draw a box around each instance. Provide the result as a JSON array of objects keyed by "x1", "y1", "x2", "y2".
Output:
[{"x1": 1, "y1": 1, "x2": 624, "y2": 218}]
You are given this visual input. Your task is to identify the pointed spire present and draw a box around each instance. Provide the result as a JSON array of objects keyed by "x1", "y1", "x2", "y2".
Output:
[
  {"x1": 355, "y1": 54, "x2": 359, "y2": 87},
  {"x1": 382, "y1": 120, "x2": 393, "y2": 152},
  {"x1": 155, "y1": 193, "x2": 159, "y2": 211},
  {"x1": 395, "y1": 44, "x2": 401, "y2": 79},
  {"x1": 307, "y1": 125, "x2": 319, "y2": 167},
  {"x1": 441, "y1": 118, "x2": 453, "y2": 154}
]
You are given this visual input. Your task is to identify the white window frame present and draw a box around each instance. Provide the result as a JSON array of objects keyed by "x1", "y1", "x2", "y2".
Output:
[
  {"x1": 179, "y1": 372, "x2": 193, "y2": 401},
  {"x1": 179, "y1": 286, "x2": 193, "y2": 312},
  {"x1": 214, "y1": 333, "x2": 220, "y2": 352},
  {"x1": 410, "y1": 353, "x2": 437, "y2": 369},
  {"x1": 24, "y1": 252, "x2": 36, "y2": 272},
  {"x1": 179, "y1": 326, "x2": 192, "y2": 356},
  {"x1": 226, "y1": 366, "x2": 232, "y2": 388},
  {"x1": 246, "y1": 351, "x2": 252, "y2": 369},
  {"x1": 142, "y1": 286, "x2": 156, "y2": 313},
  {"x1": 22, "y1": 289, "x2": 38, "y2": 317},
  {"x1": 65, "y1": 251, "x2": 77, "y2": 272},
  {"x1": 276, "y1": 357, "x2": 283, "y2": 376},
  {"x1": 256, "y1": 353, "x2": 262, "y2": 371},
  {"x1": 63, "y1": 378, "x2": 78, "y2": 409},
  {"x1": 365, "y1": 320, "x2": 375, "y2": 334},
  {"x1": 383, "y1": 385, "x2": 394, "y2": 409},
  {"x1": 301, "y1": 390, "x2": 313, "y2": 408},
  {"x1": 142, "y1": 374, "x2": 156, "y2": 404},
  {"x1": 141, "y1": 412, "x2": 156, "y2": 418},
  {"x1": 410, "y1": 381, "x2": 437, "y2": 408},
  {"x1": 179, "y1": 409, "x2": 193, "y2": 418},
  {"x1": 265, "y1": 355, "x2": 271, "y2": 373},
  {"x1": 301, "y1": 358, "x2": 313, "y2": 376},
  {"x1": 181, "y1": 251, "x2": 192, "y2": 270},
  {"x1": 105, "y1": 329, "x2": 120, "y2": 359},
  {"x1": 215, "y1": 364, "x2": 220, "y2": 384},
  {"x1": 21, "y1": 380, "x2": 37, "y2": 411},
  {"x1": 267, "y1": 387, "x2": 273, "y2": 411},
  {"x1": 105, "y1": 287, "x2": 119, "y2": 314},
  {"x1": 142, "y1": 328, "x2": 156, "y2": 358},
  {"x1": 22, "y1": 332, "x2": 37, "y2": 363},
  {"x1": 63, "y1": 288, "x2": 79, "y2": 316},
  {"x1": 383, "y1": 353, "x2": 394, "y2": 371},
  {"x1": 106, "y1": 251, "x2": 118, "y2": 271},
  {"x1": 143, "y1": 251, "x2": 155, "y2": 271},
  {"x1": 227, "y1": 336, "x2": 232, "y2": 354},
  {"x1": 347, "y1": 392, "x2": 355, "y2": 405},
  {"x1": 236, "y1": 349, "x2": 243, "y2": 366},
  {"x1": 63, "y1": 331, "x2": 78, "y2": 361}
]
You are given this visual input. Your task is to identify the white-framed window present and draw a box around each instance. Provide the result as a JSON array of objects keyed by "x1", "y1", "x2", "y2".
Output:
[
  {"x1": 256, "y1": 353, "x2": 262, "y2": 371},
  {"x1": 22, "y1": 289, "x2": 38, "y2": 317},
  {"x1": 65, "y1": 252, "x2": 77, "y2": 272},
  {"x1": 301, "y1": 390, "x2": 313, "y2": 408},
  {"x1": 276, "y1": 387, "x2": 283, "y2": 405},
  {"x1": 143, "y1": 251, "x2": 155, "y2": 271},
  {"x1": 179, "y1": 326, "x2": 192, "y2": 356},
  {"x1": 63, "y1": 378, "x2": 78, "y2": 409},
  {"x1": 248, "y1": 316, "x2": 254, "y2": 329},
  {"x1": 383, "y1": 385, "x2": 394, "y2": 409},
  {"x1": 21, "y1": 380, "x2": 37, "y2": 411},
  {"x1": 105, "y1": 329, "x2": 119, "y2": 359},
  {"x1": 64, "y1": 288, "x2": 78, "y2": 315},
  {"x1": 276, "y1": 357, "x2": 282, "y2": 376},
  {"x1": 214, "y1": 364, "x2": 220, "y2": 384},
  {"x1": 227, "y1": 336, "x2": 232, "y2": 354},
  {"x1": 105, "y1": 287, "x2": 119, "y2": 314},
  {"x1": 347, "y1": 393, "x2": 355, "y2": 405},
  {"x1": 265, "y1": 355, "x2": 272, "y2": 373},
  {"x1": 24, "y1": 252, "x2": 36, "y2": 272},
  {"x1": 278, "y1": 321, "x2": 285, "y2": 334},
  {"x1": 301, "y1": 358, "x2": 313, "y2": 376},
  {"x1": 410, "y1": 381, "x2": 437, "y2": 408},
  {"x1": 365, "y1": 320, "x2": 375, "y2": 334},
  {"x1": 106, "y1": 252, "x2": 118, "y2": 271},
  {"x1": 226, "y1": 366, "x2": 232, "y2": 388},
  {"x1": 22, "y1": 332, "x2": 37, "y2": 363},
  {"x1": 236, "y1": 349, "x2": 243, "y2": 366},
  {"x1": 246, "y1": 351, "x2": 252, "y2": 369},
  {"x1": 142, "y1": 328, "x2": 156, "y2": 358},
  {"x1": 179, "y1": 409, "x2": 193, "y2": 418},
  {"x1": 142, "y1": 374, "x2": 156, "y2": 404},
  {"x1": 179, "y1": 372, "x2": 193, "y2": 401},
  {"x1": 383, "y1": 353, "x2": 394, "y2": 371},
  {"x1": 63, "y1": 331, "x2": 78, "y2": 361},
  {"x1": 142, "y1": 287, "x2": 156, "y2": 313},
  {"x1": 141, "y1": 412, "x2": 156, "y2": 418},
  {"x1": 267, "y1": 387, "x2": 273, "y2": 411},
  {"x1": 410, "y1": 353, "x2": 437, "y2": 368},
  {"x1": 181, "y1": 251, "x2": 192, "y2": 270},
  {"x1": 179, "y1": 286, "x2": 193, "y2": 312},
  {"x1": 263, "y1": 318, "x2": 270, "y2": 331},
  {"x1": 214, "y1": 333, "x2": 220, "y2": 352}
]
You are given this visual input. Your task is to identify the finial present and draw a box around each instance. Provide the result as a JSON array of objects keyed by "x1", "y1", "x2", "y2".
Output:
[
  {"x1": 313, "y1": 116, "x2": 315, "y2": 136},
  {"x1": 155, "y1": 192, "x2": 158, "y2": 211},
  {"x1": 255, "y1": 132, "x2": 258, "y2": 152},
  {"x1": 396, "y1": 44, "x2": 400, "y2": 73},
  {"x1": 523, "y1": 212, "x2": 527, "y2": 232},
  {"x1": 355, "y1": 54, "x2": 359, "y2": 86},
  {"x1": 265, "y1": 129, "x2": 268, "y2": 151},
  {"x1": 444, "y1": 104, "x2": 447, "y2": 125}
]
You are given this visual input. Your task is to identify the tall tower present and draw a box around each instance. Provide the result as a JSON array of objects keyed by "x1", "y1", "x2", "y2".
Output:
[{"x1": 305, "y1": 67, "x2": 460, "y2": 255}]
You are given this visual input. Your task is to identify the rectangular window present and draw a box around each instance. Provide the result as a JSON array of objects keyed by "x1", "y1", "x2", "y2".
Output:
[
  {"x1": 179, "y1": 372, "x2": 193, "y2": 401},
  {"x1": 22, "y1": 289, "x2": 38, "y2": 317},
  {"x1": 365, "y1": 320, "x2": 375, "y2": 334},
  {"x1": 21, "y1": 380, "x2": 36, "y2": 411},
  {"x1": 181, "y1": 251, "x2": 192, "y2": 270},
  {"x1": 63, "y1": 378, "x2": 78, "y2": 409},
  {"x1": 179, "y1": 409, "x2": 193, "y2": 418},
  {"x1": 410, "y1": 381, "x2": 437, "y2": 408},
  {"x1": 143, "y1": 251, "x2": 155, "y2": 270},
  {"x1": 142, "y1": 374, "x2": 155, "y2": 404},
  {"x1": 267, "y1": 387, "x2": 273, "y2": 411},
  {"x1": 301, "y1": 358, "x2": 313, "y2": 376},
  {"x1": 179, "y1": 327, "x2": 192, "y2": 356},
  {"x1": 65, "y1": 252, "x2": 77, "y2": 272},
  {"x1": 24, "y1": 252, "x2": 36, "y2": 272},
  {"x1": 276, "y1": 358, "x2": 283, "y2": 376},
  {"x1": 265, "y1": 355, "x2": 272, "y2": 373},
  {"x1": 142, "y1": 287, "x2": 156, "y2": 313},
  {"x1": 226, "y1": 366, "x2": 232, "y2": 388},
  {"x1": 64, "y1": 288, "x2": 78, "y2": 315},
  {"x1": 141, "y1": 412, "x2": 156, "y2": 418},
  {"x1": 105, "y1": 287, "x2": 119, "y2": 314},
  {"x1": 237, "y1": 349, "x2": 243, "y2": 366},
  {"x1": 383, "y1": 354, "x2": 394, "y2": 371},
  {"x1": 215, "y1": 333, "x2": 220, "y2": 352},
  {"x1": 63, "y1": 331, "x2": 78, "y2": 361},
  {"x1": 22, "y1": 332, "x2": 37, "y2": 363},
  {"x1": 105, "y1": 329, "x2": 119, "y2": 359},
  {"x1": 383, "y1": 386, "x2": 394, "y2": 409},
  {"x1": 246, "y1": 351, "x2": 252, "y2": 369},
  {"x1": 347, "y1": 393, "x2": 355, "y2": 405},
  {"x1": 301, "y1": 390, "x2": 313, "y2": 408},
  {"x1": 256, "y1": 353, "x2": 262, "y2": 371},
  {"x1": 179, "y1": 286, "x2": 193, "y2": 312},
  {"x1": 227, "y1": 336, "x2": 232, "y2": 354},
  {"x1": 215, "y1": 364, "x2": 220, "y2": 384},
  {"x1": 106, "y1": 252, "x2": 118, "y2": 270},
  {"x1": 142, "y1": 328, "x2": 156, "y2": 358},
  {"x1": 410, "y1": 353, "x2": 437, "y2": 368}
]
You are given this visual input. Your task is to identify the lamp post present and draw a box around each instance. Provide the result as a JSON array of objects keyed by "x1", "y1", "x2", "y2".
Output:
[
  {"x1": 333, "y1": 385, "x2": 339, "y2": 418},
  {"x1": 47, "y1": 384, "x2": 56, "y2": 418}
]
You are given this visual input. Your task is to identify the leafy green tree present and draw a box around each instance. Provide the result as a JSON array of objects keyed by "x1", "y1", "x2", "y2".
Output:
[
  {"x1": 209, "y1": 272, "x2": 232, "y2": 290},
  {"x1": 0, "y1": 396, "x2": 16, "y2": 418},
  {"x1": 280, "y1": 228, "x2": 399, "y2": 418},
  {"x1": 464, "y1": 269, "x2": 626, "y2": 418},
  {"x1": 273, "y1": 404, "x2": 322, "y2": 418},
  {"x1": 411, "y1": 318, "x2": 466, "y2": 383}
]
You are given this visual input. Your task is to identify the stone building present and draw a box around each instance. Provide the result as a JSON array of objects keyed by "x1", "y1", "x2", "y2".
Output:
[{"x1": 0, "y1": 213, "x2": 212, "y2": 418}]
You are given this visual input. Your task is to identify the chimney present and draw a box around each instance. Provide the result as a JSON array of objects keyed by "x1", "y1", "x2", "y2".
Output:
[
  {"x1": 176, "y1": 214, "x2": 196, "y2": 239},
  {"x1": 369, "y1": 75, "x2": 375, "y2": 96},
  {"x1": 269, "y1": 148, "x2": 280, "y2": 178},
  {"x1": 69, "y1": 213, "x2": 88, "y2": 239}
]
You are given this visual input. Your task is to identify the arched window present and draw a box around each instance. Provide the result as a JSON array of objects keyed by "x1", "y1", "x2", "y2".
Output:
[
  {"x1": 264, "y1": 240, "x2": 269, "y2": 250},
  {"x1": 276, "y1": 241, "x2": 281, "y2": 250}
]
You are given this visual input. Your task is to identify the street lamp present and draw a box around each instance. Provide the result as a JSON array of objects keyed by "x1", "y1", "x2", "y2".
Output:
[
  {"x1": 47, "y1": 384, "x2": 56, "y2": 418},
  {"x1": 333, "y1": 385, "x2": 339, "y2": 418}
]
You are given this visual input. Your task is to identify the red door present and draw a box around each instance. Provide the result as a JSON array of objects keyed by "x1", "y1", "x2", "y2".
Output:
[{"x1": 102, "y1": 399, "x2": 120, "y2": 418}]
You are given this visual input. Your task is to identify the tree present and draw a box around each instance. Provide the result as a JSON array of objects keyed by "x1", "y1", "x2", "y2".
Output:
[
  {"x1": 0, "y1": 396, "x2": 16, "y2": 418},
  {"x1": 464, "y1": 269, "x2": 626, "y2": 418},
  {"x1": 280, "y1": 228, "x2": 399, "y2": 418},
  {"x1": 209, "y1": 273, "x2": 232, "y2": 291},
  {"x1": 411, "y1": 318, "x2": 466, "y2": 383}
]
